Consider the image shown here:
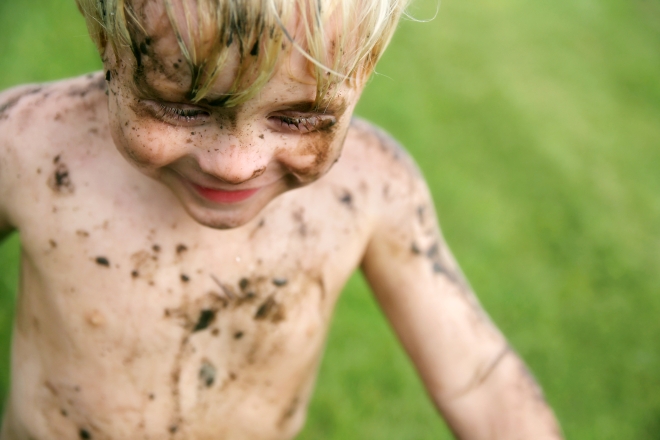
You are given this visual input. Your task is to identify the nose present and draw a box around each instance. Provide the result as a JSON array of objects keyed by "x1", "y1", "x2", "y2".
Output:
[{"x1": 198, "y1": 135, "x2": 270, "y2": 185}]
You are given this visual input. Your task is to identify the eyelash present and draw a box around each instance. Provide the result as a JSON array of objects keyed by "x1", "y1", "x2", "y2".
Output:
[
  {"x1": 270, "y1": 115, "x2": 336, "y2": 133},
  {"x1": 155, "y1": 103, "x2": 209, "y2": 122},
  {"x1": 148, "y1": 101, "x2": 336, "y2": 133}
]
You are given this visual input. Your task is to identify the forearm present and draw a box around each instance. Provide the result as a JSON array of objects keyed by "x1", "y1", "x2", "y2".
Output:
[{"x1": 436, "y1": 348, "x2": 563, "y2": 440}]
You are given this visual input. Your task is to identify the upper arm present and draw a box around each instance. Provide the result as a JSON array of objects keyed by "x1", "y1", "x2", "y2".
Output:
[{"x1": 358, "y1": 125, "x2": 507, "y2": 404}]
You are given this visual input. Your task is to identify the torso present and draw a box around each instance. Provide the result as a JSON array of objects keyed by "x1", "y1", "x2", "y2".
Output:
[{"x1": 0, "y1": 74, "x2": 400, "y2": 440}]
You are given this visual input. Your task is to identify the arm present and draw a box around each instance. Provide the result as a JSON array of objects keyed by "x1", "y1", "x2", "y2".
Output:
[{"x1": 360, "y1": 133, "x2": 562, "y2": 439}]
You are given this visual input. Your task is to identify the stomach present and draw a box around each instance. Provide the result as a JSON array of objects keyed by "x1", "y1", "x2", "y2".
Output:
[{"x1": 5, "y1": 272, "x2": 331, "y2": 440}]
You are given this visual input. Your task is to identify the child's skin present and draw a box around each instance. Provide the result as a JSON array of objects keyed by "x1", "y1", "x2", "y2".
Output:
[{"x1": 0, "y1": 2, "x2": 562, "y2": 439}]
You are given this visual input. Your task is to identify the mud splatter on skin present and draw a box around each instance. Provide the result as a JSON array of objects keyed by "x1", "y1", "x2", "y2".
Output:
[
  {"x1": 338, "y1": 189, "x2": 353, "y2": 209},
  {"x1": 291, "y1": 208, "x2": 308, "y2": 237},
  {"x1": 278, "y1": 396, "x2": 300, "y2": 427},
  {"x1": 0, "y1": 86, "x2": 43, "y2": 120},
  {"x1": 272, "y1": 277, "x2": 288, "y2": 287},
  {"x1": 254, "y1": 296, "x2": 285, "y2": 323},
  {"x1": 192, "y1": 309, "x2": 216, "y2": 332},
  {"x1": 95, "y1": 256, "x2": 110, "y2": 267},
  {"x1": 66, "y1": 75, "x2": 107, "y2": 98},
  {"x1": 199, "y1": 360, "x2": 216, "y2": 388},
  {"x1": 48, "y1": 155, "x2": 75, "y2": 194}
]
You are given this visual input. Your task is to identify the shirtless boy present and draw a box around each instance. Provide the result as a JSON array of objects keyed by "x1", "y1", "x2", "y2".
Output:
[{"x1": 0, "y1": 0, "x2": 562, "y2": 438}]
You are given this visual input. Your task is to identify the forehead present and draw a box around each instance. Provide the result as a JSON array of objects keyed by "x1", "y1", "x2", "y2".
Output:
[{"x1": 118, "y1": 0, "x2": 341, "y2": 105}]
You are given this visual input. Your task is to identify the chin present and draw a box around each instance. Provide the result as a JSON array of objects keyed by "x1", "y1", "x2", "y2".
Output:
[{"x1": 164, "y1": 179, "x2": 287, "y2": 231}]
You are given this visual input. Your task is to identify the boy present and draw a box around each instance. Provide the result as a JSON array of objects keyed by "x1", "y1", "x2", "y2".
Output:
[{"x1": 0, "y1": 0, "x2": 562, "y2": 438}]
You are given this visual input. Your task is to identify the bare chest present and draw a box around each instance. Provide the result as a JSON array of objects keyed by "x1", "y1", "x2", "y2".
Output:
[{"x1": 10, "y1": 167, "x2": 370, "y2": 439}]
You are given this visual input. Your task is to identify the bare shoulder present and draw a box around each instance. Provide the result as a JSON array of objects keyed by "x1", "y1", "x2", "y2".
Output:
[
  {"x1": 0, "y1": 71, "x2": 107, "y2": 134},
  {"x1": 0, "y1": 72, "x2": 110, "y2": 230},
  {"x1": 328, "y1": 117, "x2": 429, "y2": 220}
]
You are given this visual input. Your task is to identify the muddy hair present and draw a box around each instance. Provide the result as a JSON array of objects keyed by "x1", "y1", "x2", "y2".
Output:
[{"x1": 76, "y1": 0, "x2": 410, "y2": 107}]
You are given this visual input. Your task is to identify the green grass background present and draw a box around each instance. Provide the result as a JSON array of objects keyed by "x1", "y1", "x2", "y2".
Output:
[{"x1": 1, "y1": 0, "x2": 659, "y2": 438}]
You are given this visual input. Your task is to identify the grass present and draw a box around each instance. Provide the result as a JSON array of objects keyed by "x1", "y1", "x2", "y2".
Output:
[{"x1": 1, "y1": 0, "x2": 660, "y2": 438}]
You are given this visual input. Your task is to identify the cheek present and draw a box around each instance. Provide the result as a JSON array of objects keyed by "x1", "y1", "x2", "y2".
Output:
[
  {"x1": 109, "y1": 101, "x2": 184, "y2": 171},
  {"x1": 287, "y1": 129, "x2": 346, "y2": 183}
]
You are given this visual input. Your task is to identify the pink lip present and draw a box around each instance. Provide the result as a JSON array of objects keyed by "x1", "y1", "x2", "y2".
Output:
[{"x1": 192, "y1": 184, "x2": 260, "y2": 204}]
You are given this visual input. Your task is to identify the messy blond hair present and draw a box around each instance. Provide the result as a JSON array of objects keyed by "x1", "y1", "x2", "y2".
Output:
[{"x1": 76, "y1": 0, "x2": 410, "y2": 107}]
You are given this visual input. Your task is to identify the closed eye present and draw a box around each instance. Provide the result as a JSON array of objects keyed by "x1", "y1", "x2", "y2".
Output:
[
  {"x1": 269, "y1": 114, "x2": 336, "y2": 134},
  {"x1": 142, "y1": 100, "x2": 210, "y2": 125}
]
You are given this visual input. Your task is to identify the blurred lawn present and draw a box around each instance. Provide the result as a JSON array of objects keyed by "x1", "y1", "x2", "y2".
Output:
[{"x1": 1, "y1": 0, "x2": 660, "y2": 438}]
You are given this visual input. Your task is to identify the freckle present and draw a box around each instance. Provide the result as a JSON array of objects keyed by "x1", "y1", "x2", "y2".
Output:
[
  {"x1": 79, "y1": 428, "x2": 91, "y2": 439},
  {"x1": 411, "y1": 243, "x2": 421, "y2": 255},
  {"x1": 131, "y1": 270, "x2": 139, "y2": 278},
  {"x1": 95, "y1": 256, "x2": 110, "y2": 267},
  {"x1": 186, "y1": 138, "x2": 193, "y2": 144},
  {"x1": 181, "y1": 274, "x2": 190, "y2": 282},
  {"x1": 49, "y1": 239, "x2": 57, "y2": 248},
  {"x1": 152, "y1": 244, "x2": 161, "y2": 252},
  {"x1": 191, "y1": 132, "x2": 195, "y2": 135},
  {"x1": 173, "y1": 63, "x2": 179, "y2": 69},
  {"x1": 234, "y1": 331, "x2": 244, "y2": 339},
  {"x1": 259, "y1": 134, "x2": 264, "y2": 139},
  {"x1": 229, "y1": 372, "x2": 237, "y2": 380},
  {"x1": 169, "y1": 425, "x2": 178, "y2": 433},
  {"x1": 53, "y1": 155, "x2": 60, "y2": 164},
  {"x1": 176, "y1": 244, "x2": 188, "y2": 254},
  {"x1": 239, "y1": 278, "x2": 249, "y2": 290},
  {"x1": 149, "y1": 393, "x2": 155, "y2": 400},
  {"x1": 76, "y1": 229, "x2": 89, "y2": 237},
  {"x1": 211, "y1": 328, "x2": 219, "y2": 336},
  {"x1": 60, "y1": 408, "x2": 68, "y2": 417},
  {"x1": 37, "y1": 168, "x2": 42, "y2": 174}
]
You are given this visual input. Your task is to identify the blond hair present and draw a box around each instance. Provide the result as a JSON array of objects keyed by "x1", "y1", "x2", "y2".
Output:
[{"x1": 76, "y1": 0, "x2": 410, "y2": 107}]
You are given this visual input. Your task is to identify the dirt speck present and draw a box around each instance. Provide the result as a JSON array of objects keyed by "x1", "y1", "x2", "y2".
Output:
[
  {"x1": 79, "y1": 428, "x2": 91, "y2": 439},
  {"x1": 95, "y1": 256, "x2": 110, "y2": 267},
  {"x1": 338, "y1": 190, "x2": 353, "y2": 208},
  {"x1": 192, "y1": 309, "x2": 216, "y2": 332},
  {"x1": 48, "y1": 162, "x2": 74, "y2": 194},
  {"x1": 272, "y1": 277, "x2": 288, "y2": 287},
  {"x1": 254, "y1": 296, "x2": 285, "y2": 323},
  {"x1": 199, "y1": 360, "x2": 216, "y2": 388}
]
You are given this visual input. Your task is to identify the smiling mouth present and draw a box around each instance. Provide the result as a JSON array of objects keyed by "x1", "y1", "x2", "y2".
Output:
[{"x1": 192, "y1": 184, "x2": 260, "y2": 204}]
